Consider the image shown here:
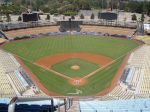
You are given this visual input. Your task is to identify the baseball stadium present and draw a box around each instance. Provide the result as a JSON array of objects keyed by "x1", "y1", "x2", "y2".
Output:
[{"x1": 0, "y1": 0, "x2": 150, "y2": 112}]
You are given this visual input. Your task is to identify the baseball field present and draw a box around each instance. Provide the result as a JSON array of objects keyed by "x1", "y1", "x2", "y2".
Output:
[{"x1": 2, "y1": 35, "x2": 139, "y2": 96}]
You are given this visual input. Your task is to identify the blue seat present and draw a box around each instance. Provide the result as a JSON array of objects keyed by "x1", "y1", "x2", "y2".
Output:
[
  {"x1": 79, "y1": 99, "x2": 150, "y2": 112},
  {"x1": 0, "y1": 103, "x2": 8, "y2": 112},
  {"x1": 0, "y1": 111, "x2": 8, "y2": 112},
  {"x1": 15, "y1": 104, "x2": 54, "y2": 112}
]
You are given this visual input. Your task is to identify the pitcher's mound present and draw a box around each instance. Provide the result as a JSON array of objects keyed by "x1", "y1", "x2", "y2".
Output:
[{"x1": 71, "y1": 65, "x2": 80, "y2": 70}]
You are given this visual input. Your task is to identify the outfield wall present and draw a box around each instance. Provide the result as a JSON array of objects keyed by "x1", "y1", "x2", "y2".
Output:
[{"x1": 4, "y1": 25, "x2": 136, "y2": 39}]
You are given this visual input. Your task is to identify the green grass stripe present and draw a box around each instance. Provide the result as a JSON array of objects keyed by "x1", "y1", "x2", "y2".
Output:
[{"x1": 51, "y1": 58, "x2": 100, "y2": 78}]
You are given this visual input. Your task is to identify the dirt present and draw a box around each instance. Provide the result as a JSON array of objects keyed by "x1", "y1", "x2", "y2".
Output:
[
  {"x1": 69, "y1": 78, "x2": 87, "y2": 86},
  {"x1": 81, "y1": 25, "x2": 135, "y2": 36},
  {"x1": 35, "y1": 52, "x2": 113, "y2": 87},
  {"x1": 13, "y1": 44, "x2": 131, "y2": 96},
  {"x1": 35, "y1": 52, "x2": 113, "y2": 68},
  {"x1": 4, "y1": 25, "x2": 135, "y2": 38},
  {"x1": 15, "y1": 56, "x2": 59, "y2": 96},
  {"x1": 96, "y1": 54, "x2": 130, "y2": 96},
  {"x1": 71, "y1": 65, "x2": 80, "y2": 70},
  {"x1": 4, "y1": 25, "x2": 136, "y2": 96},
  {"x1": 4, "y1": 26, "x2": 59, "y2": 38}
]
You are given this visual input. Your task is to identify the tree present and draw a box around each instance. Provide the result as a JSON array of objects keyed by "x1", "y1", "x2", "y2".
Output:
[
  {"x1": 0, "y1": 5, "x2": 13, "y2": 22},
  {"x1": 71, "y1": 15, "x2": 75, "y2": 19},
  {"x1": 46, "y1": 14, "x2": 50, "y2": 20},
  {"x1": 63, "y1": 16, "x2": 65, "y2": 20},
  {"x1": 18, "y1": 16, "x2": 22, "y2": 21},
  {"x1": 91, "y1": 13, "x2": 95, "y2": 19},
  {"x1": 132, "y1": 14, "x2": 137, "y2": 22},
  {"x1": 0, "y1": 4, "x2": 22, "y2": 22},
  {"x1": 64, "y1": 11, "x2": 77, "y2": 16},
  {"x1": 124, "y1": 1, "x2": 150, "y2": 15},
  {"x1": 38, "y1": 15, "x2": 41, "y2": 20},
  {"x1": 80, "y1": 14, "x2": 84, "y2": 19},
  {"x1": 141, "y1": 13, "x2": 145, "y2": 22},
  {"x1": 98, "y1": 12, "x2": 101, "y2": 19},
  {"x1": 42, "y1": 7, "x2": 50, "y2": 13}
]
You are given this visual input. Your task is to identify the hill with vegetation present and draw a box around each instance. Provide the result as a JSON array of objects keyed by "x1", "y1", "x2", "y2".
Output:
[{"x1": 0, "y1": 0, "x2": 150, "y2": 22}]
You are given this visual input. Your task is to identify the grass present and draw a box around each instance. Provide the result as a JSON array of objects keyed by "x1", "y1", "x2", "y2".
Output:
[
  {"x1": 3, "y1": 35, "x2": 138, "y2": 61},
  {"x1": 23, "y1": 59, "x2": 75, "y2": 95},
  {"x1": 51, "y1": 58, "x2": 99, "y2": 78},
  {"x1": 2, "y1": 35, "x2": 139, "y2": 96},
  {"x1": 22, "y1": 56, "x2": 124, "y2": 96}
]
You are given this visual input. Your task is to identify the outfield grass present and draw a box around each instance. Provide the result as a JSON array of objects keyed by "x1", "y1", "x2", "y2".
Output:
[
  {"x1": 3, "y1": 35, "x2": 138, "y2": 61},
  {"x1": 2, "y1": 35, "x2": 139, "y2": 96},
  {"x1": 52, "y1": 58, "x2": 99, "y2": 78}
]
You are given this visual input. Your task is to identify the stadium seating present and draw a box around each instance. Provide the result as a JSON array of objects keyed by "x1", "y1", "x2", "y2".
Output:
[
  {"x1": 0, "y1": 49, "x2": 44, "y2": 98},
  {"x1": 0, "y1": 101, "x2": 56, "y2": 112},
  {"x1": 0, "y1": 98, "x2": 9, "y2": 112},
  {"x1": 107, "y1": 85, "x2": 134, "y2": 100},
  {"x1": 0, "y1": 98, "x2": 68, "y2": 112},
  {"x1": 0, "y1": 63, "x2": 16, "y2": 98},
  {"x1": 14, "y1": 104, "x2": 56, "y2": 112},
  {"x1": 79, "y1": 98, "x2": 150, "y2": 112},
  {"x1": 104, "y1": 45, "x2": 150, "y2": 100},
  {"x1": 124, "y1": 45, "x2": 150, "y2": 95},
  {"x1": 8, "y1": 72, "x2": 27, "y2": 93},
  {"x1": 0, "y1": 22, "x2": 57, "y2": 31},
  {"x1": 0, "y1": 103, "x2": 8, "y2": 112}
]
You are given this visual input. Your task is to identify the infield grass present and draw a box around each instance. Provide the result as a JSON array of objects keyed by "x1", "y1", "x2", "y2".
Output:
[
  {"x1": 22, "y1": 56, "x2": 123, "y2": 96},
  {"x1": 51, "y1": 58, "x2": 99, "y2": 78}
]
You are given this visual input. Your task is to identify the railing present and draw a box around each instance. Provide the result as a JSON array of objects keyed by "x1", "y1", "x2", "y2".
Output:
[
  {"x1": 0, "y1": 97, "x2": 73, "y2": 112},
  {"x1": 0, "y1": 21, "x2": 57, "y2": 31},
  {"x1": 82, "y1": 20, "x2": 137, "y2": 29},
  {"x1": 0, "y1": 20, "x2": 137, "y2": 31},
  {"x1": 8, "y1": 31, "x2": 132, "y2": 42},
  {"x1": 1, "y1": 94, "x2": 150, "y2": 100}
]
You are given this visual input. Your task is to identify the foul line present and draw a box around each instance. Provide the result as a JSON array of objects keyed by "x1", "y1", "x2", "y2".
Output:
[
  {"x1": 33, "y1": 63, "x2": 73, "y2": 80},
  {"x1": 81, "y1": 45, "x2": 143, "y2": 79},
  {"x1": 1, "y1": 49, "x2": 73, "y2": 80},
  {"x1": 1, "y1": 44, "x2": 142, "y2": 82}
]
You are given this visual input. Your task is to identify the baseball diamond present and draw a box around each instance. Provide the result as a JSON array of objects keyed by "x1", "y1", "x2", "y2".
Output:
[
  {"x1": 3, "y1": 35, "x2": 139, "y2": 96},
  {"x1": 1, "y1": 1, "x2": 150, "y2": 112}
]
